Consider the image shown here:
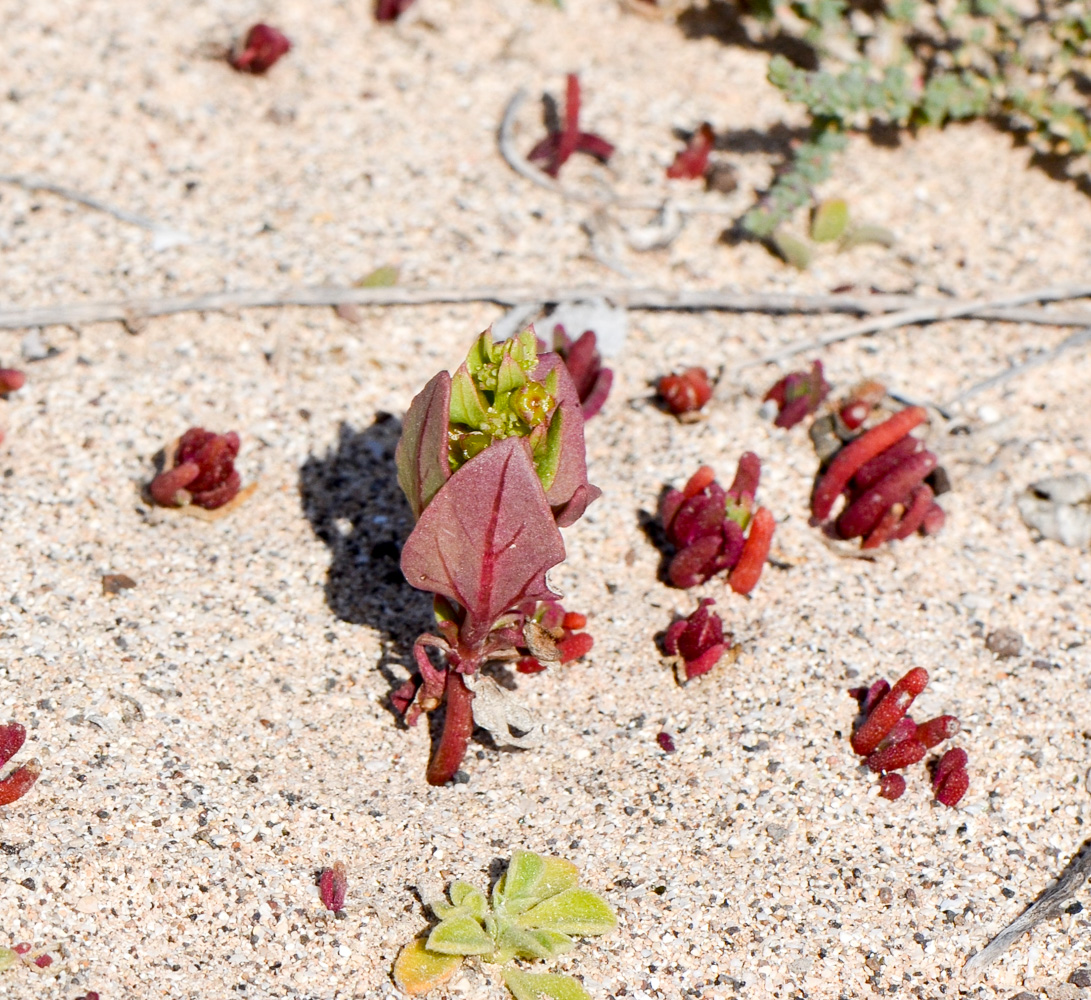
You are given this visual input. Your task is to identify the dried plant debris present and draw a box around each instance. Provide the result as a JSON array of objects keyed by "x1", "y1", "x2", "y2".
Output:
[
  {"x1": 229, "y1": 24, "x2": 291, "y2": 74},
  {"x1": 1017, "y1": 473, "x2": 1091, "y2": 549},
  {"x1": 966, "y1": 838, "x2": 1091, "y2": 974}
]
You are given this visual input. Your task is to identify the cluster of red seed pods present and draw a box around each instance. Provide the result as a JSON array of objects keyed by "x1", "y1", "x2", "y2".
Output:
[
  {"x1": 812, "y1": 405, "x2": 947, "y2": 548},
  {"x1": 849, "y1": 668, "x2": 969, "y2": 806}
]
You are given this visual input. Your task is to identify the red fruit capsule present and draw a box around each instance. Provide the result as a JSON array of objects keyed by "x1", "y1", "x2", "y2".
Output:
[
  {"x1": 319, "y1": 861, "x2": 347, "y2": 912},
  {"x1": 879, "y1": 773, "x2": 906, "y2": 800},
  {"x1": 851, "y1": 667, "x2": 929, "y2": 756}
]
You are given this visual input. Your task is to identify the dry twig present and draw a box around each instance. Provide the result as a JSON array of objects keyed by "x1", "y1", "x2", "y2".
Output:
[
  {"x1": 736, "y1": 284, "x2": 1091, "y2": 369},
  {"x1": 964, "y1": 837, "x2": 1091, "y2": 974},
  {"x1": 0, "y1": 173, "x2": 193, "y2": 249},
  {"x1": 945, "y1": 325, "x2": 1091, "y2": 408},
  {"x1": 1, "y1": 284, "x2": 1091, "y2": 334}
]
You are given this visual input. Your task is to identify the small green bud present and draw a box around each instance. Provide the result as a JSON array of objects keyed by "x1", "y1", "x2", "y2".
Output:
[{"x1": 510, "y1": 382, "x2": 555, "y2": 428}]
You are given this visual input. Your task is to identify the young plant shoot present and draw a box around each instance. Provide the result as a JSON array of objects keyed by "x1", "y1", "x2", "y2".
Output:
[{"x1": 396, "y1": 330, "x2": 600, "y2": 785}]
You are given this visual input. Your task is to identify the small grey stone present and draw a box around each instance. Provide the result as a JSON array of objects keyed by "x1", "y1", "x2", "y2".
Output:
[
  {"x1": 1069, "y1": 968, "x2": 1091, "y2": 988},
  {"x1": 986, "y1": 627, "x2": 1023, "y2": 658}
]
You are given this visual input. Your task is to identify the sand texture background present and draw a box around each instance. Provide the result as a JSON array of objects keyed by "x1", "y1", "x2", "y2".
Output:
[{"x1": 2, "y1": 1, "x2": 1091, "y2": 998}]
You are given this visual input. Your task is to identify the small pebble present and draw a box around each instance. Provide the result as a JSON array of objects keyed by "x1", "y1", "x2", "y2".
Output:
[{"x1": 985, "y1": 627, "x2": 1023, "y2": 659}]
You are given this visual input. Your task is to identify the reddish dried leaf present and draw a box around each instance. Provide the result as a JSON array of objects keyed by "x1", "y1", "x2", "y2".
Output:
[
  {"x1": 230, "y1": 23, "x2": 291, "y2": 73},
  {"x1": 666, "y1": 123, "x2": 714, "y2": 180}
]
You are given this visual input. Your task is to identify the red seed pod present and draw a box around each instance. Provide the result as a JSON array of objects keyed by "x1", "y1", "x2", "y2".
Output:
[
  {"x1": 932, "y1": 747, "x2": 969, "y2": 789},
  {"x1": 935, "y1": 766, "x2": 969, "y2": 808},
  {"x1": 878, "y1": 773, "x2": 907, "y2": 800},
  {"x1": 319, "y1": 861, "x2": 347, "y2": 912},
  {"x1": 916, "y1": 715, "x2": 960, "y2": 749},
  {"x1": 866, "y1": 738, "x2": 926, "y2": 773},
  {"x1": 851, "y1": 667, "x2": 929, "y2": 756}
]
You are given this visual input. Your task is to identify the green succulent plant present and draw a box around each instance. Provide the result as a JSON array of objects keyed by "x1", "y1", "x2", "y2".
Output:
[{"x1": 394, "y1": 850, "x2": 616, "y2": 998}]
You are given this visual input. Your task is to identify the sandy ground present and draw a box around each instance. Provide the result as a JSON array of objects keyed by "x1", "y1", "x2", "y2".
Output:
[{"x1": 2, "y1": 1, "x2": 1091, "y2": 998}]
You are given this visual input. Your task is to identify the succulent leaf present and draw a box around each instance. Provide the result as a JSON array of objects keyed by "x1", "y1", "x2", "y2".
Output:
[
  {"x1": 396, "y1": 371, "x2": 452, "y2": 521},
  {"x1": 811, "y1": 198, "x2": 850, "y2": 241}
]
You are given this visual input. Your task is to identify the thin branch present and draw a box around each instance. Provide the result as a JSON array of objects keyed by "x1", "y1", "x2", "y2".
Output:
[
  {"x1": 964, "y1": 837, "x2": 1091, "y2": 974},
  {"x1": 945, "y1": 325, "x2": 1091, "y2": 408},
  {"x1": 736, "y1": 284, "x2": 1091, "y2": 370},
  {"x1": 0, "y1": 173, "x2": 193, "y2": 248},
  {"x1": 498, "y1": 90, "x2": 734, "y2": 216},
  {"x1": 2, "y1": 284, "x2": 1091, "y2": 333}
]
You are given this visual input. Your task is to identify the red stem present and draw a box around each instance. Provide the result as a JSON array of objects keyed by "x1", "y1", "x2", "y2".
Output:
[
  {"x1": 557, "y1": 74, "x2": 581, "y2": 169},
  {"x1": 426, "y1": 673, "x2": 475, "y2": 786}
]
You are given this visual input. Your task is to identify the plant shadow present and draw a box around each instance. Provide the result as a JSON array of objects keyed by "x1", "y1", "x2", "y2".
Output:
[{"x1": 299, "y1": 414, "x2": 430, "y2": 719}]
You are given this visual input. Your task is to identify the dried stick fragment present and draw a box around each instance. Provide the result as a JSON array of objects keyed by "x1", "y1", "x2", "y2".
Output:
[
  {"x1": 944, "y1": 325, "x2": 1091, "y2": 409},
  {"x1": 964, "y1": 837, "x2": 1091, "y2": 974},
  {"x1": 1, "y1": 285, "x2": 1090, "y2": 334},
  {"x1": 0, "y1": 173, "x2": 193, "y2": 248},
  {"x1": 737, "y1": 284, "x2": 1091, "y2": 370}
]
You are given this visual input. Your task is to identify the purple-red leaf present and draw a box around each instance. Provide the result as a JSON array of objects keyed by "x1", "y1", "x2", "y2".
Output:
[
  {"x1": 396, "y1": 371, "x2": 452, "y2": 521},
  {"x1": 529, "y1": 354, "x2": 601, "y2": 526},
  {"x1": 400, "y1": 437, "x2": 566, "y2": 648}
]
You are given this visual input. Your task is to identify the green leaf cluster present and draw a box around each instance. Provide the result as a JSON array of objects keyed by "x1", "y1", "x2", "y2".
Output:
[
  {"x1": 448, "y1": 331, "x2": 564, "y2": 490},
  {"x1": 393, "y1": 850, "x2": 616, "y2": 999},
  {"x1": 739, "y1": 0, "x2": 1091, "y2": 244}
]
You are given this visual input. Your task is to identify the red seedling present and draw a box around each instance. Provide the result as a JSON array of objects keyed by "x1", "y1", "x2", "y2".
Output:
[
  {"x1": 666, "y1": 123, "x2": 715, "y2": 180},
  {"x1": 811, "y1": 404, "x2": 947, "y2": 549},
  {"x1": 663, "y1": 598, "x2": 730, "y2": 682},
  {"x1": 319, "y1": 861, "x2": 347, "y2": 912},
  {"x1": 0, "y1": 722, "x2": 40, "y2": 807},
  {"x1": 657, "y1": 367, "x2": 712, "y2": 417},
  {"x1": 528, "y1": 74, "x2": 615, "y2": 178},
  {"x1": 660, "y1": 455, "x2": 773, "y2": 592},
  {"x1": 657, "y1": 732, "x2": 676, "y2": 753},
  {"x1": 878, "y1": 773, "x2": 906, "y2": 800},
  {"x1": 0, "y1": 369, "x2": 24, "y2": 394},
  {"x1": 376, "y1": 0, "x2": 416, "y2": 20},
  {"x1": 849, "y1": 671, "x2": 966, "y2": 806},
  {"x1": 149, "y1": 428, "x2": 243, "y2": 510},
  {"x1": 552, "y1": 326, "x2": 613, "y2": 419},
  {"x1": 395, "y1": 330, "x2": 600, "y2": 784},
  {"x1": 229, "y1": 24, "x2": 291, "y2": 74},
  {"x1": 764, "y1": 361, "x2": 830, "y2": 428}
]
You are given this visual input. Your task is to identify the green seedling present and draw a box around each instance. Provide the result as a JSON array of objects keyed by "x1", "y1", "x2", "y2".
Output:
[{"x1": 394, "y1": 850, "x2": 616, "y2": 998}]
